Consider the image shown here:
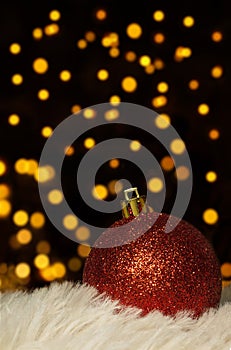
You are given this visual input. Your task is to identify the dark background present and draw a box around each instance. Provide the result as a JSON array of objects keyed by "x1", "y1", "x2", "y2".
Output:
[{"x1": 0, "y1": 0, "x2": 230, "y2": 290}]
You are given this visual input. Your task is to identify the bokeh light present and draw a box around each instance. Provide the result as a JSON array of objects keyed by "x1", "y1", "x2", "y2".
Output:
[
  {"x1": 49, "y1": 10, "x2": 61, "y2": 21},
  {"x1": 170, "y1": 139, "x2": 186, "y2": 154},
  {"x1": 44, "y1": 24, "x2": 59, "y2": 36},
  {"x1": 152, "y1": 95, "x2": 167, "y2": 108},
  {"x1": 33, "y1": 58, "x2": 49, "y2": 74},
  {"x1": 9, "y1": 43, "x2": 21, "y2": 54},
  {"x1": 96, "y1": 9, "x2": 107, "y2": 20},
  {"x1": 13, "y1": 210, "x2": 29, "y2": 226},
  {"x1": 0, "y1": 184, "x2": 11, "y2": 199},
  {"x1": 211, "y1": 65, "x2": 223, "y2": 78},
  {"x1": 8, "y1": 114, "x2": 20, "y2": 126},
  {"x1": 34, "y1": 254, "x2": 50, "y2": 269},
  {"x1": 121, "y1": 76, "x2": 137, "y2": 92},
  {"x1": 59, "y1": 70, "x2": 72, "y2": 81},
  {"x1": 203, "y1": 208, "x2": 219, "y2": 225},
  {"x1": 155, "y1": 114, "x2": 171, "y2": 129},
  {"x1": 183, "y1": 16, "x2": 195, "y2": 27},
  {"x1": 148, "y1": 177, "x2": 164, "y2": 193},
  {"x1": 48, "y1": 189, "x2": 63, "y2": 205},
  {"x1": 153, "y1": 10, "x2": 165, "y2": 22},
  {"x1": 41, "y1": 126, "x2": 53, "y2": 138},
  {"x1": 157, "y1": 82, "x2": 169, "y2": 93},
  {"x1": 0, "y1": 160, "x2": 7, "y2": 176},
  {"x1": 75, "y1": 226, "x2": 91, "y2": 241},
  {"x1": 153, "y1": 33, "x2": 165, "y2": 44},
  {"x1": 32, "y1": 28, "x2": 43, "y2": 40},
  {"x1": 0, "y1": 200, "x2": 12, "y2": 218},
  {"x1": 109, "y1": 158, "x2": 120, "y2": 168},
  {"x1": 92, "y1": 184, "x2": 108, "y2": 200},
  {"x1": 205, "y1": 171, "x2": 217, "y2": 182},
  {"x1": 68, "y1": 257, "x2": 82, "y2": 271},
  {"x1": 15, "y1": 263, "x2": 30, "y2": 278},
  {"x1": 175, "y1": 166, "x2": 190, "y2": 180},
  {"x1": 84, "y1": 137, "x2": 95, "y2": 149},
  {"x1": 16, "y1": 229, "x2": 32, "y2": 245},
  {"x1": 77, "y1": 244, "x2": 91, "y2": 258},
  {"x1": 221, "y1": 263, "x2": 231, "y2": 278},
  {"x1": 188, "y1": 79, "x2": 199, "y2": 90},
  {"x1": 160, "y1": 156, "x2": 175, "y2": 171},
  {"x1": 209, "y1": 129, "x2": 220, "y2": 140},
  {"x1": 63, "y1": 214, "x2": 78, "y2": 230},
  {"x1": 38, "y1": 89, "x2": 50, "y2": 101},
  {"x1": 211, "y1": 31, "x2": 223, "y2": 42},
  {"x1": 198, "y1": 103, "x2": 210, "y2": 115},
  {"x1": 11, "y1": 74, "x2": 23, "y2": 85},
  {"x1": 97, "y1": 69, "x2": 109, "y2": 81},
  {"x1": 126, "y1": 23, "x2": 142, "y2": 39},
  {"x1": 130, "y1": 140, "x2": 141, "y2": 151},
  {"x1": 30, "y1": 212, "x2": 45, "y2": 229}
]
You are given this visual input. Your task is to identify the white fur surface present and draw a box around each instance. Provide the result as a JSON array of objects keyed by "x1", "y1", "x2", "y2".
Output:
[{"x1": 0, "y1": 282, "x2": 231, "y2": 350}]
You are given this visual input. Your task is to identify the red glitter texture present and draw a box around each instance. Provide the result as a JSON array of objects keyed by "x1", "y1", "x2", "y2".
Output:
[{"x1": 83, "y1": 212, "x2": 222, "y2": 317}]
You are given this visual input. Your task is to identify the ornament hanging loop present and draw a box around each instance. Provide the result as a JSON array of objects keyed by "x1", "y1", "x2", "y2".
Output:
[{"x1": 121, "y1": 187, "x2": 150, "y2": 218}]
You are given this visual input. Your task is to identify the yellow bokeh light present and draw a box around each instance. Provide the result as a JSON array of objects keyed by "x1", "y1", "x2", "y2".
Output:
[
  {"x1": 84, "y1": 137, "x2": 95, "y2": 149},
  {"x1": 139, "y1": 55, "x2": 151, "y2": 67},
  {"x1": 75, "y1": 226, "x2": 90, "y2": 241},
  {"x1": 14, "y1": 158, "x2": 28, "y2": 175},
  {"x1": 71, "y1": 104, "x2": 81, "y2": 113},
  {"x1": 108, "y1": 180, "x2": 123, "y2": 195},
  {"x1": 145, "y1": 64, "x2": 155, "y2": 74},
  {"x1": 209, "y1": 129, "x2": 220, "y2": 140},
  {"x1": 32, "y1": 28, "x2": 43, "y2": 40},
  {"x1": 44, "y1": 23, "x2": 59, "y2": 36},
  {"x1": 27, "y1": 159, "x2": 38, "y2": 175},
  {"x1": 198, "y1": 103, "x2": 210, "y2": 115},
  {"x1": 16, "y1": 229, "x2": 32, "y2": 244},
  {"x1": 155, "y1": 114, "x2": 171, "y2": 129},
  {"x1": 33, "y1": 58, "x2": 49, "y2": 74},
  {"x1": 188, "y1": 79, "x2": 199, "y2": 90},
  {"x1": 203, "y1": 208, "x2": 219, "y2": 225},
  {"x1": 68, "y1": 257, "x2": 82, "y2": 271},
  {"x1": 77, "y1": 39, "x2": 87, "y2": 49},
  {"x1": 125, "y1": 51, "x2": 137, "y2": 62},
  {"x1": 83, "y1": 108, "x2": 96, "y2": 119},
  {"x1": 152, "y1": 95, "x2": 168, "y2": 108},
  {"x1": 153, "y1": 33, "x2": 165, "y2": 44},
  {"x1": 0, "y1": 200, "x2": 12, "y2": 218},
  {"x1": 211, "y1": 65, "x2": 223, "y2": 78},
  {"x1": 36, "y1": 240, "x2": 51, "y2": 254},
  {"x1": 34, "y1": 165, "x2": 55, "y2": 183},
  {"x1": 85, "y1": 31, "x2": 96, "y2": 42},
  {"x1": 30, "y1": 212, "x2": 45, "y2": 229},
  {"x1": 13, "y1": 210, "x2": 29, "y2": 226},
  {"x1": 97, "y1": 69, "x2": 109, "y2": 81},
  {"x1": 160, "y1": 156, "x2": 175, "y2": 171},
  {"x1": 154, "y1": 58, "x2": 165, "y2": 70},
  {"x1": 0, "y1": 184, "x2": 10, "y2": 199},
  {"x1": 77, "y1": 244, "x2": 91, "y2": 258},
  {"x1": 65, "y1": 145, "x2": 75, "y2": 156},
  {"x1": 153, "y1": 10, "x2": 165, "y2": 21},
  {"x1": 205, "y1": 171, "x2": 217, "y2": 182},
  {"x1": 183, "y1": 16, "x2": 195, "y2": 27},
  {"x1": 60, "y1": 70, "x2": 71, "y2": 81},
  {"x1": 49, "y1": 10, "x2": 61, "y2": 21},
  {"x1": 175, "y1": 46, "x2": 192, "y2": 61},
  {"x1": 157, "y1": 82, "x2": 169, "y2": 93},
  {"x1": 0, "y1": 263, "x2": 7, "y2": 274},
  {"x1": 221, "y1": 263, "x2": 231, "y2": 278},
  {"x1": 8, "y1": 114, "x2": 20, "y2": 126},
  {"x1": 211, "y1": 31, "x2": 223, "y2": 42},
  {"x1": 52, "y1": 262, "x2": 66, "y2": 278},
  {"x1": 39, "y1": 266, "x2": 55, "y2": 281},
  {"x1": 96, "y1": 9, "x2": 107, "y2": 20},
  {"x1": 126, "y1": 23, "x2": 142, "y2": 39},
  {"x1": 48, "y1": 189, "x2": 63, "y2": 205},
  {"x1": 0, "y1": 160, "x2": 7, "y2": 176},
  {"x1": 130, "y1": 140, "x2": 141, "y2": 152},
  {"x1": 63, "y1": 214, "x2": 78, "y2": 230},
  {"x1": 9, "y1": 43, "x2": 21, "y2": 54},
  {"x1": 109, "y1": 47, "x2": 120, "y2": 58},
  {"x1": 15, "y1": 263, "x2": 30, "y2": 279},
  {"x1": 41, "y1": 126, "x2": 53, "y2": 138},
  {"x1": 170, "y1": 139, "x2": 186, "y2": 155},
  {"x1": 121, "y1": 76, "x2": 137, "y2": 93},
  {"x1": 12, "y1": 74, "x2": 23, "y2": 85},
  {"x1": 109, "y1": 95, "x2": 121, "y2": 105},
  {"x1": 148, "y1": 178, "x2": 164, "y2": 193},
  {"x1": 175, "y1": 166, "x2": 190, "y2": 180},
  {"x1": 34, "y1": 254, "x2": 50, "y2": 269},
  {"x1": 104, "y1": 109, "x2": 119, "y2": 121},
  {"x1": 92, "y1": 184, "x2": 108, "y2": 200},
  {"x1": 38, "y1": 89, "x2": 50, "y2": 100},
  {"x1": 109, "y1": 158, "x2": 120, "y2": 168}
]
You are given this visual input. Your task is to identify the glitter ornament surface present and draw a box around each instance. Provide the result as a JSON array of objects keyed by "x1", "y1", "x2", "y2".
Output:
[{"x1": 83, "y1": 212, "x2": 222, "y2": 317}]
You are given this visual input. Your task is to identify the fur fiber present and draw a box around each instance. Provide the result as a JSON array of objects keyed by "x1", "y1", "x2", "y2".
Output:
[{"x1": 0, "y1": 281, "x2": 231, "y2": 350}]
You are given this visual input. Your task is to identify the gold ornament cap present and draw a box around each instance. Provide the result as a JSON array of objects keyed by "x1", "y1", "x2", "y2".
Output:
[{"x1": 121, "y1": 187, "x2": 149, "y2": 218}]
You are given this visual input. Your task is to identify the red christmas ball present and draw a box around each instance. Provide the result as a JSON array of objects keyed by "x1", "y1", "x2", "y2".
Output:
[{"x1": 83, "y1": 212, "x2": 222, "y2": 317}]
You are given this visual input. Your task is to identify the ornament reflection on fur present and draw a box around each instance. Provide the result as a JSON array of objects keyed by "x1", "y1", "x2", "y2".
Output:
[{"x1": 83, "y1": 187, "x2": 222, "y2": 317}]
